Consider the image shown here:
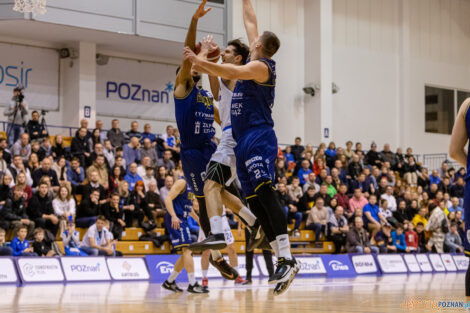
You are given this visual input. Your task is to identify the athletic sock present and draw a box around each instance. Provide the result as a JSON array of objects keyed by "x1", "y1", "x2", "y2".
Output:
[
  {"x1": 270, "y1": 240, "x2": 279, "y2": 258},
  {"x1": 202, "y1": 270, "x2": 208, "y2": 278},
  {"x1": 167, "y1": 270, "x2": 179, "y2": 283},
  {"x1": 188, "y1": 272, "x2": 196, "y2": 285},
  {"x1": 210, "y1": 249, "x2": 222, "y2": 260},
  {"x1": 239, "y1": 206, "x2": 256, "y2": 226},
  {"x1": 209, "y1": 216, "x2": 224, "y2": 235},
  {"x1": 276, "y1": 234, "x2": 292, "y2": 260}
]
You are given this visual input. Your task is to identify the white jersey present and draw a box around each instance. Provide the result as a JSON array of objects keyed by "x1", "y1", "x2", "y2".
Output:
[{"x1": 218, "y1": 77, "x2": 233, "y2": 130}]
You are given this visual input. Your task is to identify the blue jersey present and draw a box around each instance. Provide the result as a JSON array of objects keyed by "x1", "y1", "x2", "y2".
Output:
[
  {"x1": 172, "y1": 184, "x2": 193, "y2": 220},
  {"x1": 231, "y1": 58, "x2": 276, "y2": 141},
  {"x1": 174, "y1": 85, "x2": 215, "y2": 149}
]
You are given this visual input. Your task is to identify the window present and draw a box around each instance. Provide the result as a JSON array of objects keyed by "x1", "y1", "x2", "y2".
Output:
[
  {"x1": 458, "y1": 90, "x2": 470, "y2": 110},
  {"x1": 208, "y1": 0, "x2": 224, "y2": 4},
  {"x1": 425, "y1": 86, "x2": 454, "y2": 135}
]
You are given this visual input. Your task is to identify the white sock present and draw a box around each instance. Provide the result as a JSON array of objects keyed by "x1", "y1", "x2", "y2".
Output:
[
  {"x1": 167, "y1": 270, "x2": 179, "y2": 283},
  {"x1": 239, "y1": 206, "x2": 256, "y2": 226},
  {"x1": 276, "y1": 234, "x2": 292, "y2": 259},
  {"x1": 270, "y1": 240, "x2": 279, "y2": 258},
  {"x1": 210, "y1": 216, "x2": 224, "y2": 234},
  {"x1": 202, "y1": 270, "x2": 208, "y2": 278},
  {"x1": 210, "y1": 249, "x2": 222, "y2": 260},
  {"x1": 188, "y1": 272, "x2": 196, "y2": 285}
]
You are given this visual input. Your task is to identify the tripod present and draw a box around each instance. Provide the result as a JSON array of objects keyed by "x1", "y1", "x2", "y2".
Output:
[
  {"x1": 6, "y1": 98, "x2": 23, "y2": 146},
  {"x1": 40, "y1": 110, "x2": 49, "y2": 136}
]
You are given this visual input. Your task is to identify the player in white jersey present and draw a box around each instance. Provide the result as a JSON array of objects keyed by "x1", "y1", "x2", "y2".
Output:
[{"x1": 189, "y1": 37, "x2": 264, "y2": 253}]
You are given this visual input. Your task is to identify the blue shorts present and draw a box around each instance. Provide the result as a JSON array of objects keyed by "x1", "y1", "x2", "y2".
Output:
[
  {"x1": 180, "y1": 143, "x2": 216, "y2": 197},
  {"x1": 165, "y1": 214, "x2": 193, "y2": 250},
  {"x1": 234, "y1": 126, "x2": 277, "y2": 197},
  {"x1": 464, "y1": 182, "x2": 470, "y2": 256}
]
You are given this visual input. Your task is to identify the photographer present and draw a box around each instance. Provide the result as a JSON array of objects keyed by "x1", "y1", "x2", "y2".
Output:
[
  {"x1": 26, "y1": 111, "x2": 48, "y2": 141},
  {"x1": 4, "y1": 86, "x2": 28, "y2": 146}
]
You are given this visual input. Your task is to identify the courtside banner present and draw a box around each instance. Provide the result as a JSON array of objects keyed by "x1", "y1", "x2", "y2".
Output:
[
  {"x1": 256, "y1": 255, "x2": 277, "y2": 277},
  {"x1": 17, "y1": 257, "x2": 64, "y2": 283},
  {"x1": 61, "y1": 257, "x2": 111, "y2": 281},
  {"x1": 106, "y1": 258, "x2": 149, "y2": 281},
  {"x1": 145, "y1": 255, "x2": 188, "y2": 283},
  {"x1": 0, "y1": 257, "x2": 19, "y2": 284},
  {"x1": 415, "y1": 254, "x2": 433, "y2": 272},
  {"x1": 428, "y1": 254, "x2": 446, "y2": 272},
  {"x1": 439, "y1": 254, "x2": 457, "y2": 272},
  {"x1": 402, "y1": 254, "x2": 421, "y2": 273},
  {"x1": 350, "y1": 254, "x2": 379, "y2": 275},
  {"x1": 321, "y1": 254, "x2": 356, "y2": 277},
  {"x1": 452, "y1": 254, "x2": 469, "y2": 271},
  {"x1": 296, "y1": 256, "x2": 327, "y2": 276},
  {"x1": 376, "y1": 255, "x2": 408, "y2": 274}
]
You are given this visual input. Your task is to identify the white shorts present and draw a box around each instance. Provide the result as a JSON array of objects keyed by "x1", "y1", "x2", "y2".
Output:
[
  {"x1": 198, "y1": 215, "x2": 234, "y2": 245},
  {"x1": 210, "y1": 128, "x2": 237, "y2": 170}
]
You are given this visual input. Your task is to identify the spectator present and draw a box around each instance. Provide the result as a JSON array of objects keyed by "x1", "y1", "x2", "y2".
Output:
[
  {"x1": 141, "y1": 124, "x2": 157, "y2": 144},
  {"x1": 346, "y1": 216, "x2": 378, "y2": 254},
  {"x1": 10, "y1": 225, "x2": 37, "y2": 256},
  {"x1": 79, "y1": 215, "x2": 116, "y2": 256},
  {"x1": 302, "y1": 172, "x2": 319, "y2": 193},
  {"x1": 52, "y1": 186, "x2": 76, "y2": 234},
  {"x1": 75, "y1": 119, "x2": 92, "y2": 139},
  {"x1": 5, "y1": 87, "x2": 28, "y2": 146},
  {"x1": 393, "y1": 199, "x2": 413, "y2": 224},
  {"x1": 141, "y1": 138, "x2": 158, "y2": 166},
  {"x1": 101, "y1": 193, "x2": 125, "y2": 240},
  {"x1": 298, "y1": 185, "x2": 316, "y2": 217},
  {"x1": 61, "y1": 221, "x2": 87, "y2": 256},
  {"x1": 335, "y1": 184, "x2": 351, "y2": 217},
  {"x1": 391, "y1": 223, "x2": 409, "y2": 253},
  {"x1": 107, "y1": 119, "x2": 126, "y2": 148},
  {"x1": 118, "y1": 181, "x2": 134, "y2": 226},
  {"x1": 0, "y1": 138, "x2": 11, "y2": 164},
  {"x1": 374, "y1": 224, "x2": 396, "y2": 253},
  {"x1": 277, "y1": 182, "x2": 301, "y2": 237},
  {"x1": 88, "y1": 128, "x2": 103, "y2": 153},
  {"x1": 124, "y1": 162, "x2": 143, "y2": 192},
  {"x1": 26, "y1": 111, "x2": 48, "y2": 141},
  {"x1": 52, "y1": 156, "x2": 70, "y2": 189},
  {"x1": 76, "y1": 189, "x2": 101, "y2": 227},
  {"x1": 425, "y1": 200, "x2": 448, "y2": 253},
  {"x1": 115, "y1": 153, "x2": 126, "y2": 172},
  {"x1": 0, "y1": 228, "x2": 12, "y2": 255},
  {"x1": 11, "y1": 133, "x2": 31, "y2": 162},
  {"x1": 444, "y1": 223, "x2": 463, "y2": 253},
  {"x1": 447, "y1": 197, "x2": 463, "y2": 216},
  {"x1": 412, "y1": 207, "x2": 428, "y2": 227},
  {"x1": 8, "y1": 154, "x2": 33, "y2": 185},
  {"x1": 349, "y1": 188, "x2": 368, "y2": 212},
  {"x1": 287, "y1": 177, "x2": 302, "y2": 205},
  {"x1": 380, "y1": 144, "x2": 395, "y2": 166},
  {"x1": 86, "y1": 154, "x2": 109, "y2": 190},
  {"x1": 283, "y1": 146, "x2": 295, "y2": 166},
  {"x1": 131, "y1": 181, "x2": 154, "y2": 228},
  {"x1": 348, "y1": 154, "x2": 362, "y2": 180},
  {"x1": 137, "y1": 156, "x2": 152, "y2": 178},
  {"x1": 156, "y1": 166, "x2": 167, "y2": 189},
  {"x1": 142, "y1": 166, "x2": 157, "y2": 191},
  {"x1": 297, "y1": 159, "x2": 312, "y2": 185},
  {"x1": 51, "y1": 135, "x2": 66, "y2": 160},
  {"x1": 328, "y1": 206, "x2": 349, "y2": 254},
  {"x1": 306, "y1": 197, "x2": 328, "y2": 242},
  {"x1": 0, "y1": 149, "x2": 11, "y2": 178},
  {"x1": 362, "y1": 194, "x2": 383, "y2": 240},
  {"x1": 159, "y1": 176, "x2": 174, "y2": 204},
  {"x1": 145, "y1": 181, "x2": 165, "y2": 224},
  {"x1": 27, "y1": 182, "x2": 58, "y2": 236},
  {"x1": 123, "y1": 137, "x2": 141, "y2": 166},
  {"x1": 324, "y1": 177, "x2": 337, "y2": 198},
  {"x1": 94, "y1": 120, "x2": 107, "y2": 141},
  {"x1": 30, "y1": 140, "x2": 45, "y2": 161},
  {"x1": 450, "y1": 177, "x2": 465, "y2": 201},
  {"x1": 290, "y1": 137, "x2": 304, "y2": 162},
  {"x1": 12, "y1": 171, "x2": 33, "y2": 205},
  {"x1": 66, "y1": 157, "x2": 85, "y2": 191},
  {"x1": 161, "y1": 125, "x2": 177, "y2": 152},
  {"x1": 313, "y1": 184, "x2": 332, "y2": 205},
  {"x1": 405, "y1": 222, "x2": 418, "y2": 252},
  {"x1": 32, "y1": 227, "x2": 57, "y2": 257},
  {"x1": 378, "y1": 199, "x2": 396, "y2": 226},
  {"x1": 32, "y1": 157, "x2": 59, "y2": 193},
  {"x1": 429, "y1": 169, "x2": 441, "y2": 186},
  {"x1": 157, "y1": 150, "x2": 176, "y2": 173},
  {"x1": 2, "y1": 187, "x2": 35, "y2": 237},
  {"x1": 125, "y1": 121, "x2": 142, "y2": 143},
  {"x1": 403, "y1": 156, "x2": 419, "y2": 187},
  {"x1": 27, "y1": 153, "x2": 40, "y2": 173},
  {"x1": 71, "y1": 127, "x2": 90, "y2": 167},
  {"x1": 381, "y1": 185, "x2": 397, "y2": 212},
  {"x1": 103, "y1": 140, "x2": 115, "y2": 168},
  {"x1": 343, "y1": 141, "x2": 354, "y2": 160}
]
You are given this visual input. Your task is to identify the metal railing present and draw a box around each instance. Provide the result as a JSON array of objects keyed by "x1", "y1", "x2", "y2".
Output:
[{"x1": 0, "y1": 121, "x2": 79, "y2": 137}]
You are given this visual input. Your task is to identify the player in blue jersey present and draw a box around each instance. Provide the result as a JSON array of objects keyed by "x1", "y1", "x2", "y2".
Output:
[
  {"x1": 183, "y1": 0, "x2": 299, "y2": 295},
  {"x1": 173, "y1": 0, "x2": 238, "y2": 281},
  {"x1": 449, "y1": 97, "x2": 470, "y2": 298},
  {"x1": 162, "y1": 177, "x2": 207, "y2": 294}
]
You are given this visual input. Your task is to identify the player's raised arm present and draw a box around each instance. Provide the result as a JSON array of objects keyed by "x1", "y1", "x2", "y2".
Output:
[
  {"x1": 243, "y1": 0, "x2": 259, "y2": 46},
  {"x1": 175, "y1": 0, "x2": 211, "y2": 97},
  {"x1": 449, "y1": 98, "x2": 470, "y2": 167}
]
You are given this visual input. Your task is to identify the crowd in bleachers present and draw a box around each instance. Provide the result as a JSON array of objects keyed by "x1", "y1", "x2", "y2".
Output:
[{"x1": 0, "y1": 108, "x2": 466, "y2": 257}]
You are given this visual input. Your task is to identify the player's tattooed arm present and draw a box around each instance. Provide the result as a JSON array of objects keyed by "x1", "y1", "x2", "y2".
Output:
[
  {"x1": 449, "y1": 98, "x2": 470, "y2": 167},
  {"x1": 175, "y1": 0, "x2": 211, "y2": 97},
  {"x1": 243, "y1": 0, "x2": 259, "y2": 46}
]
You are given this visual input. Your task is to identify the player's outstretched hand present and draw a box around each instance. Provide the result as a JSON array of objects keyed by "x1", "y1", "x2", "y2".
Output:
[
  {"x1": 193, "y1": 0, "x2": 211, "y2": 19},
  {"x1": 201, "y1": 35, "x2": 218, "y2": 53},
  {"x1": 171, "y1": 215, "x2": 182, "y2": 230},
  {"x1": 183, "y1": 46, "x2": 198, "y2": 63}
]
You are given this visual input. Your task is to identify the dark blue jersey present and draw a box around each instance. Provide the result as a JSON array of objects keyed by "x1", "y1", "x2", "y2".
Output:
[
  {"x1": 174, "y1": 85, "x2": 215, "y2": 150},
  {"x1": 172, "y1": 184, "x2": 193, "y2": 220},
  {"x1": 465, "y1": 104, "x2": 470, "y2": 181},
  {"x1": 231, "y1": 58, "x2": 276, "y2": 141}
]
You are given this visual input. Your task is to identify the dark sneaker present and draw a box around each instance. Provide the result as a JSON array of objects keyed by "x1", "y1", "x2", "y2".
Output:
[
  {"x1": 269, "y1": 257, "x2": 298, "y2": 285},
  {"x1": 187, "y1": 282, "x2": 209, "y2": 293},
  {"x1": 247, "y1": 223, "x2": 266, "y2": 252},
  {"x1": 189, "y1": 233, "x2": 227, "y2": 252},
  {"x1": 273, "y1": 259, "x2": 300, "y2": 296},
  {"x1": 162, "y1": 280, "x2": 183, "y2": 293},
  {"x1": 209, "y1": 255, "x2": 239, "y2": 280}
]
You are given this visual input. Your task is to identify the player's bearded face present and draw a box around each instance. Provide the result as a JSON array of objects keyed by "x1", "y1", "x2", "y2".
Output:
[{"x1": 190, "y1": 67, "x2": 201, "y2": 83}]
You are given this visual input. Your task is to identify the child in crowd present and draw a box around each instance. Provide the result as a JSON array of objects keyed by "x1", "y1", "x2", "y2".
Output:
[
  {"x1": 404, "y1": 222, "x2": 418, "y2": 252},
  {"x1": 10, "y1": 225, "x2": 38, "y2": 256},
  {"x1": 391, "y1": 223, "x2": 410, "y2": 253},
  {"x1": 415, "y1": 222, "x2": 427, "y2": 252},
  {"x1": 0, "y1": 228, "x2": 12, "y2": 256},
  {"x1": 32, "y1": 227, "x2": 57, "y2": 257},
  {"x1": 61, "y1": 221, "x2": 87, "y2": 256}
]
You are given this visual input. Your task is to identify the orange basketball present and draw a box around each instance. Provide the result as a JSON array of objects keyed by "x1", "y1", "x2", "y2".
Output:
[{"x1": 195, "y1": 42, "x2": 220, "y2": 62}]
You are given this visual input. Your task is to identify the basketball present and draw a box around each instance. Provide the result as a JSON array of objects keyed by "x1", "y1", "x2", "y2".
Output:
[{"x1": 195, "y1": 41, "x2": 220, "y2": 62}]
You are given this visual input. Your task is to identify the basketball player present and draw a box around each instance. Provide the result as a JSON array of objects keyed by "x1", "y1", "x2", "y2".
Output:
[
  {"x1": 161, "y1": 177, "x2": 207, "y2": 293},
  {"x1": 183, "y1": 0, "x2": 299, "y2": 295},
  {"x1": 174, "y1": 0, "x2": 238, "y2": 280},
  {"x1": 449, "y1": 97, "x2": 470, "y2": 299}
]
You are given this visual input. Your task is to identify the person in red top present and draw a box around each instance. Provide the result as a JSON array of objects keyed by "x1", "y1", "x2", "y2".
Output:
[
  {"x1": 404, "y1": 222, "x2": 418, "y2": 252},
  {"x1": 334, "y1": 184, "x2": 351, "y2": 218}
]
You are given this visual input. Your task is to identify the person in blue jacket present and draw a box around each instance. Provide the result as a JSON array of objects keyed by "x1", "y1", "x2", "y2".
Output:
[
  {"x1": 391, "y1": 223, "x2": 410, "y2": 253},
  {"x1": 10, "y1": 225, "x2": 37, "y2": 256},
  {"x1": 61, "y1": 220, "x2": 88, "y2": 256}
]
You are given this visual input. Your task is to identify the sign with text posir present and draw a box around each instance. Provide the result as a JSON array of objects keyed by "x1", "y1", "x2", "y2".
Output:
[
  {"x1": 376, "y1": 254, "x2": 408, "y2": 274},
  {"x1": 61, "y1": 257, "x2": 110, "y2": 281},
  {"x1": 17, "y1": 258, "x2": 64, "y2": 283},
  {"x1": 96, "y1": 57, "x2": 177, "y2": 121},
  {"x1": 106, "y1": 257, "x2": 149, "y2": 280},
  {"x1": 0, "y1": 258, "x2": 19, "y2": 283}
]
